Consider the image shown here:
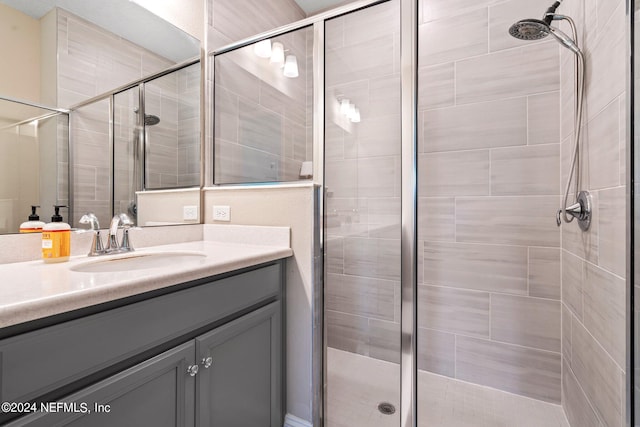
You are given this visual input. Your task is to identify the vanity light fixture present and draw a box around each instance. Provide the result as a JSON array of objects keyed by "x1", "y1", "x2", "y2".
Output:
[
  {"x1": 283, "y1": 55, "x2": 299, "y2": 78},
  {"x1": 254, "y1": 39, "x2": 272, "y2": 58},
  {"x1": 254, "y1": 39, "x2": 298, "y2": 78}
]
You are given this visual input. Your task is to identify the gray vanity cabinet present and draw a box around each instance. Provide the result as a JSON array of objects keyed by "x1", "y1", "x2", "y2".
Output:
[
  {"x1": 7, "y1": 342, "x2": 197, "y2": 427},
  {"x1": 197, "y1": 301, "x2": 281, "y2": 427},
  {"x1": 1, "y1": 261, "x2": 284, "y2": 427}
]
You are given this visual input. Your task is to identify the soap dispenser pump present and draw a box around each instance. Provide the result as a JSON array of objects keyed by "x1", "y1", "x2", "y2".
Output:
[
  {"x1": 42, "y1": 205, "x2": 71, "y2": 263},
  {"x1": 20, "y1": 205, "x2": 46, "y2": 233}
]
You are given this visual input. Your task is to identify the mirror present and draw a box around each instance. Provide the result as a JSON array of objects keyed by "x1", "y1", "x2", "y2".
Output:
[
  {"x1": 112, "y1": 62, "x2": 201, "y2": 227},
  {"x1": 0, "y1": 0, "x2": 202, "y2": 233},
  {"x1": 214, "y1": 26, "x2": 314, "y2": 184},
  {"x1": 0, "y1": 98, "x2": 69, "y2": 234}
]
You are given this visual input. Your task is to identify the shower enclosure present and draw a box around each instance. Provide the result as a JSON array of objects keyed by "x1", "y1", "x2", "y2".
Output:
[{"x1": 212, "y1": 0, "x2": 632, "y2": 425}]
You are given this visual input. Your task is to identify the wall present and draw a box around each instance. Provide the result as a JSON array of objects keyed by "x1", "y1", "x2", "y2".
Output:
[
  {"x1": 324, "y1": 0, "x2": 564, "y2": 405},
  {"x1": 204, "y1": 2, "x2": 312, "y2": 423},
  {"x1": 203, "y1": 185, "x2": 317, "y2": 425},
  {"x1": 559, "y1": 0, "x2": 627, "y2": 426},
  {"x1": 137, "y1": 188, "x2": 200, "y2": 225},
  {"x1": 207, "y1": 0, "x2": 305, "y2": 52},
  {"x1": 0, "y1": 4, "x2": 40, "y2": 104},
  {"x1": 415, "y1": 0, "x2": 564, "y2": 403},
  {"x1": 0, "y1": 124, "x2": 39, "y2": 234},
  {"x1": 130, "y1": 0, "x2": 205, "y2": 41}
]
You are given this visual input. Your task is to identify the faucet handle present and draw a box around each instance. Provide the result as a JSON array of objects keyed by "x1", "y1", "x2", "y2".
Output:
[
  {"x1": 118, "y1": 213, "x2": 135, "y2": 252},
  {"x1": 120, "y1": 228, "x2": 134, "y2": 252}
]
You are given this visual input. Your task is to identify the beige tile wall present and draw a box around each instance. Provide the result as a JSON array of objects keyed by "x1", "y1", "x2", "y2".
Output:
[
  {"x1": 325, "y1": 0, "x2": 566, "y2": 405},
  {"x1": 416, "y1": 0, "x2": 565, "y2": 404},
  {"x1": 559, "y1": 0, "x2": 627, "y2": 425}
]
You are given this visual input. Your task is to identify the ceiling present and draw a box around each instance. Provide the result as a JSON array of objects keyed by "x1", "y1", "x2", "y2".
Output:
[{"x1": 294, "y1": 0, "x2": 352, "y2": 15}]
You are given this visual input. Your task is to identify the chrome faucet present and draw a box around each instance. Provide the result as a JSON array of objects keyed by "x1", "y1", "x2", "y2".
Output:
[
  {"x1": 107, "y1": 213, "x2": 135, "y2": 253},
  {"x1": 79, "y1": 213, "x2": 106, "y2": 256},
  {"x1": 79, "y1": 212, "x2": 135, "y2": 256}
]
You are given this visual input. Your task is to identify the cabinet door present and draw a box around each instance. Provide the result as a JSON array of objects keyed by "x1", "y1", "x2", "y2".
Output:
[
  {"x1": 196, "y1": 301, "x2": 282, "y2": 427},
  {"x1": 8, "y1": 342, "x2": 196, "y2": 427}
]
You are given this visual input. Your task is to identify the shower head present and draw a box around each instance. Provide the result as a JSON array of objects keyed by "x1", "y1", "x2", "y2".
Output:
[
  {"x1": 508, "y1": 18, "x2": 550, "y2": 41},
  {"x1": 144, "y1": 114, "x2": 160, "y2": 126},
  {"x1": 508, "y1": 18, "x2": 582, "y2": 55}
]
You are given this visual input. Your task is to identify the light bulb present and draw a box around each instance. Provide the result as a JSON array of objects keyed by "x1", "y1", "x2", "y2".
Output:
[
  {"x1": 340, "y1": 99, "x2": 351, "y2": 115},
  {"x1": 347, "y1": 103, "x2": 356, "y2": 118},
  {"x1": 283, "y1": 55, "x2": 299, "y2": 78},
  {"x1": 270, "y1": 42, "x2": 285, "y2": 67},
  {"x1": 254, "y1": 39, "x2": 272, "y2": 58},
  {"x1": 350, "y1": 108, "x2": 361, "y2": 123}
]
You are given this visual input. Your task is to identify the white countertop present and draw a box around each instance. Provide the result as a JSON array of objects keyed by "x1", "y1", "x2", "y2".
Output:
[{"x1": 0, "y1": 226, "x2": 292, "y2": 329}]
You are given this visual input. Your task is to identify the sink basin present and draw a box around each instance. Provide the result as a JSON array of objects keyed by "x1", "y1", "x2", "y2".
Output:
[{"x1": 70, "y1": 251, "x2": 207, "y2": 273}]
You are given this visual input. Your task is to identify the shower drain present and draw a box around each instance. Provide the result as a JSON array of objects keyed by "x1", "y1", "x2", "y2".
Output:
[{"x1": 377, "y1": 402, "x2": 396, "y2": 415}]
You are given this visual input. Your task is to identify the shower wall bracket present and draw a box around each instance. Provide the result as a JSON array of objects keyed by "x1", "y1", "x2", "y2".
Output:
[{"x1": 556, "y1": 190, "x2": 592, "y2": 231}]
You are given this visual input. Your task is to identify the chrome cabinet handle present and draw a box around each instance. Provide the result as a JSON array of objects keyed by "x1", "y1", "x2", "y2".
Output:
[
  {"x1": 187, "y1": 364, "x2": 199, "y2": 376},
  {"x1": 201, "y1": 357, "x2": 213, "y2": 369}
]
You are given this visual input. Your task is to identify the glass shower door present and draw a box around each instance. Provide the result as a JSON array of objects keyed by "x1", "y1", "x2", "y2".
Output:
[{"x1": 324, "y1": 1, "x2": 402, "y2": 425}]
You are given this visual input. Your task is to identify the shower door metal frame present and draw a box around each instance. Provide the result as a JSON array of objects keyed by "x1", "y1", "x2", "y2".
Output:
[
  {"x1": 400, "y1": 0, "x2": 418, "y2": 425},
  {"x1": 627, "y1": 1, "x2": 635, "y2": 427}
]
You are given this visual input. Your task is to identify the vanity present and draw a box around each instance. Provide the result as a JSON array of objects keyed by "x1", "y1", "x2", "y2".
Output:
[{"x1": 0, "y1": 226, "x2": 292, "y2": 426}]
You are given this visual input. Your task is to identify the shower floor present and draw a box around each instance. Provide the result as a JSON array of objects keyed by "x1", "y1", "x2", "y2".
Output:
[{"x1": 326, "y1": 348, "x2": 570, "y2": 427}]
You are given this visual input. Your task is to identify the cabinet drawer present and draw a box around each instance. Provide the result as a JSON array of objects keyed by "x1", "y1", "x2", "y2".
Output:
[{"x1": 0, "y1": 262, "x2": 281, "y2": 404}]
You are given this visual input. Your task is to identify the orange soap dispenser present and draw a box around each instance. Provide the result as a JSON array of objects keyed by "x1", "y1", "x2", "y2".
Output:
[{"x1": 42, "y1": 205, "x2": 71, "y2": 263}]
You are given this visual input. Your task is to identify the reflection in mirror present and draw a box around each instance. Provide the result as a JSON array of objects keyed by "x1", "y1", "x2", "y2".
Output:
[
  {"x1": 71, "y1": 97, "x2": 111, "y2": 228},
  {"x1": 214, "y1": 26, "x2": 313, "y2": 184},
  {"x1": 0, "y1": 0, "x2": 200, "y2": 107},
  {"x1": 145, "y1": 63, "x2": 201, "y2": 190},
  {"x1": 113, "y1": 62, "x2": 201, "y2": 226},
  {"x1": 0, "y1": 0, "x2": 201, "y2": 232},
  {"x1": 0, "y1": 98, "x2": 69, "y2": 234}
]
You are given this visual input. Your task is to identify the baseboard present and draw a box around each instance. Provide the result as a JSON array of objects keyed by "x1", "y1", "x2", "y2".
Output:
[{"x1": 284, "y1": 413, "x2": 313, "y2": 427}]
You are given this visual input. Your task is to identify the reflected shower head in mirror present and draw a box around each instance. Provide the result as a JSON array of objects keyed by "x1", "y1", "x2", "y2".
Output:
[{"x1": 144, "y1": 114, "x2": 160, "y2": 126}]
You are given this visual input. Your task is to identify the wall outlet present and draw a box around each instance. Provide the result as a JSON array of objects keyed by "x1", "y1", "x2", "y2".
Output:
[
  {"x1": 213, "y1": 205, "x2": 230, "y2": 222},
  {"x1": 183, "y1": 205, "x2": 198, "y2": 221}
]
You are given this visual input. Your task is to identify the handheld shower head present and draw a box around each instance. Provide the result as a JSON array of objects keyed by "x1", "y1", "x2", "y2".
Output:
[
  {"x1": 508, "y1": 18, "x2": 582, "y2": 56},
  {"x1": 547, "y1": 26, "x2": 581, "y2": 55}
]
